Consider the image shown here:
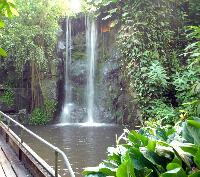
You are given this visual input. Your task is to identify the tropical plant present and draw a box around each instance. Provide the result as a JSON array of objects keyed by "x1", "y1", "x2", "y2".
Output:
[
  {"x1": 183, "y1": 117, "x2": 200, "y2": 144},
  {"x1": 83, "y1": 1, "x2": 200, "y2": 176},
  {"x1": 83, "y1": 119, "x2": 200, "y2": 177}
]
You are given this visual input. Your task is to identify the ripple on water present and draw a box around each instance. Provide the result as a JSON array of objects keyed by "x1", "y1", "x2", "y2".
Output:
[{"x1": 53, "y1": 122, "x2": 117, "y2": 127}]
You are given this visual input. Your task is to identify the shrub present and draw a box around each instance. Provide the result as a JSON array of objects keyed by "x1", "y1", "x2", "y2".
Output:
[
  {"x1": 146, "y1": 100, "x2": 177, "y2": 125},
  {"x1": 83, "y1": 118, "x2": 200, "y2": 177},
  {"x1": 29, "y1": 99, "x2": 56, "y2": 125},
  {"x1": 0, "y1": 88, "x2": 14, "y2": 106}
]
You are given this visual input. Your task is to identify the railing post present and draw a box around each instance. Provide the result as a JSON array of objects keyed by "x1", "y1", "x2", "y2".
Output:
[
  {"x1": 7, "y1": 118, "x2": 10, "y2": 130},
  {"x1": 55, "y1": 151, "x2": 58, "y2": 177},
  {"x1": 20, "y1": 129, "x2": 23, "y2": 144},
  {"x1": 6, "y1": 118, "x2": 9, "y2": 143}
]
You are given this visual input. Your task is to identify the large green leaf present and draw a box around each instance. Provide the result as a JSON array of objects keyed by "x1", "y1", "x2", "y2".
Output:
[
  {"x1": 128, "y1": 147, "x2": 152, "y2": 171},
  {"x1": 107, "y1": 153, "x2": 121, "y2": 165},
  {"x1": 84, "y1": 174, "x2": 106, "y2": 177},
  {"x1": 116, "y1": 161, "x2": 128, "y2": 177},
  {"x1": 179, "y1": 143, "x2": 198, "y2": 156},
  {"x1": 171, "y1": 156, "x2": 182, "y2": 166},
  {"x1": 140, "y1": 147, "x2": 165, "y2": 173},
  {"x1": 128, "y1": 130, "x2": 148, "y2": 147},
  {"x1": 160, "y1": 167, "x2": 187, "y2": 177},
  {"x1": 187, "y1": 120, "x2": 200, "y2": 128},
  {"x1": 155, "y1": 144, "x2": 174, "y2": 160},
  {"x1": 166, "y1": 163, "x2": 181, "y2": 171},
  {"x1": 116, "y1": 159, "x2": 136, "y2": 177},
  {"x1": 134, "y1": 168, "x2": 153, "y2": 177},
  {"x1": 188, "y1": 171, "x2": 200, "y2": 177},
  {"x1": 156, "y1": 127, "x2": 168, "y2": 141},
  {"x1": 194, "y1": 147, "x2": 200, "y2": 168},
  {"x1": 127, "y1": 159, "x2": 136, "y2": 177},
  {"x1": 183, "y1": 118, "x2": 200, "y2": 144},
  {"x1": 147, "y1": 140, "x2": 156, "y2": 151},
  {"x1": 0, "y1": 47, "x2": 7, "y2": 57},
  {"x1": 83, "y1": 167, "x2": 102, "y2": 175},
  {"x1": 0, "y1": 20, "x2": 5, "y2": 28},
  {"x1": 83, "y1": 166, "x2": 116, "y2": 176},
  {"x1": 99, "y1": 168, "x2": 116, "y2": 176},
  {"x1": 170, "y1": 141, "x2": 192, "y2": 167}
]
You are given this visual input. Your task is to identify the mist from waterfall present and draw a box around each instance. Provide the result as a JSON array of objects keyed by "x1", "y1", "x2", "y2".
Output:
[
  {"x1": 86, "y1": 17, "x2": 97, "y2": 123},
  {"x1": 60, "y1": 17, "x2": 73, "y2": 123}
]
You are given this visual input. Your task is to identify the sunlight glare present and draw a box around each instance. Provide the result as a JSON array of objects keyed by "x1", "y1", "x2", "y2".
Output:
[{"x1": 70, "y1": 0, "x2": 81, "y2": 13}]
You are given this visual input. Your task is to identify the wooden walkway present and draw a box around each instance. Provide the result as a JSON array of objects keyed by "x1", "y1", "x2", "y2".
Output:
[{"x1": 0, "y1": 135, "x2": 31, "y2": 177}]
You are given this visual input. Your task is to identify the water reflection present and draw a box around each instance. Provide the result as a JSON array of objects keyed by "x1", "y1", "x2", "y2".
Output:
[{"x1": 15, "y1": 124, "x2": 123, "y2": 176}]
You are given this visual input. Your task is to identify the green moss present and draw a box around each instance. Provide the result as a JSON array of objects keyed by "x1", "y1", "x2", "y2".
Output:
[{"x1": 72, "y1": 51, "x2": 86, "y2": 60}]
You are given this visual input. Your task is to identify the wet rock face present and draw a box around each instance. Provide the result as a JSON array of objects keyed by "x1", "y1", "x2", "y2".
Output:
[
  {"x1": 57, "y1": 15, "x2": 141, "y2": 124},
  {"x1": 71, "y1": 60, "x2": 87, "y2": 86},
  {"x1": 0, "y1": 101, "x2": 16, "y2": 114},
  {"x1": 41, "y1": 78, "x2": 58, "y2": 100}
]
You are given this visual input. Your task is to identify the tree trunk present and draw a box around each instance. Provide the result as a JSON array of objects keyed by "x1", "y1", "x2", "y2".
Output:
[{"x1": 31, "y1": 61, "x2": 44, "y2": 110}]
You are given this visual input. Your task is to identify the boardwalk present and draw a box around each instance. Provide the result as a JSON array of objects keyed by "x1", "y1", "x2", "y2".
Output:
[{"x1": 0, "y1": 135, "x2": 31, "y2": 177}]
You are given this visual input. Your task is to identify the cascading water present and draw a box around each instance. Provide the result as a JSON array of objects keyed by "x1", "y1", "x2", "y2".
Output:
[
  {"x1": 60, "y1": 17, "x2": 73, "y2": 123},
  {"x1": 86, "y1": 17, "x2": 97, "y2": 123}
]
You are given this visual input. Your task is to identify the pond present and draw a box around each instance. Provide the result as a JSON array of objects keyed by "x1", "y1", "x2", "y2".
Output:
[{"x1": 15, "y1": 123, "x2": 123, "y2": 176}]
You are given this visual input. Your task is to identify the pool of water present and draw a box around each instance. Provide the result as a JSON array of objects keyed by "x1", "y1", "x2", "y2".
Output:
[{"x1": 15, "y1": 123, "x2": 123, "y2": 176}]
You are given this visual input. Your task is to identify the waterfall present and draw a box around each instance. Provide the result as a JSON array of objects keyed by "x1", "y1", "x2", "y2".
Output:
[
  {"x1": 60, "y1": 17, "x2": 72, "y2": 123},
  {"x1": 86, "y1": 17, "x2": 97, "y2": 123}
]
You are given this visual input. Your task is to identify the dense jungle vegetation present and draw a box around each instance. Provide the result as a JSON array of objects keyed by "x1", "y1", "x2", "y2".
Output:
[
  {"x1": 0, "y1": 0, "x2": 65, "y2": 124},
  {"x1": 0, "y1": 0, "x2": 200, "y2": 176},
  {"x1": 83, "y1": 0, "x2": 200, "y2": 176}
]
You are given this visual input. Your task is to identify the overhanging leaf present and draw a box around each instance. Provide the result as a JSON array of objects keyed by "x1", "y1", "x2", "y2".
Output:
[
  {"x1": 160, "y1": 167, "x2": 187, "y2": 177},
  {"x1": 188, "y1": 171, "x2": 200, "y2": 177},
  {"x1": 0, "y1": 20, "x2": 5, "y2": 28},
  {"x1": 194, "y1": 147, "x2": 200, "y2": 168},
  {"x1": 187, "y1": 120, "x2": 200, "y2": 129},
  {"x1": 116, "y1": 161, "x2": 128, "y2": 177},
  {"x1": 0, "y1": 47, "x2": 7, "y2": 57},
  {"x1": 170, "y1": 141, "x2": 191, "y2": 168}
]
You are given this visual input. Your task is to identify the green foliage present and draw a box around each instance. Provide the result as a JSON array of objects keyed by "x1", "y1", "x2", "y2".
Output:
[
  {"x1": 0, "y1": 87, "x2": 14, "y2": 106},
  {"x1": 29, "y1": 98, "x2": 56, "y2": 125},
  {"x1": 175, "y1": 26, "x2": 200, "y2": 118},
  {"x1": 173, "y1": 69, "x2": 198, "y2": 101},
  {"x1": 83, "y1": 1, "x2": 200, "y2": 177},
  {"x1": 0, "y1": 47, "x2": 7, "y2": 57},
  {"x1": 83, "y1": 121, "x2": 200, "y2": 177},
  {"x1": 183, "y1": 118, "x2": 200, "y2": 144},
  {"x1": 94, "y1": 0, "x2": 200, "y2": 124},
  {"x1": 29, "y1": 108, "x2": 49, "y2": 125},
  {"x1": 0, "y1": 0, "x2": 18, "y2": 57},
  {"x1": 44, "y1": 98, "x2": 57, "y2": 119},
  {"x1": 188, "y1": 0, "x2": 200, "y2": 25},
  {"x1": 147, "y1": 61, "x2": 169, "y2": 88},
  {"x1": 0, "y1": 0, "x2": 63, "y2": 71},
  {"x1": 146, "y1": 100, "x2": 177, "y2": 125},
  {"x1": 113, "y1": 0, "x2": 186, "y2": 122}
]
